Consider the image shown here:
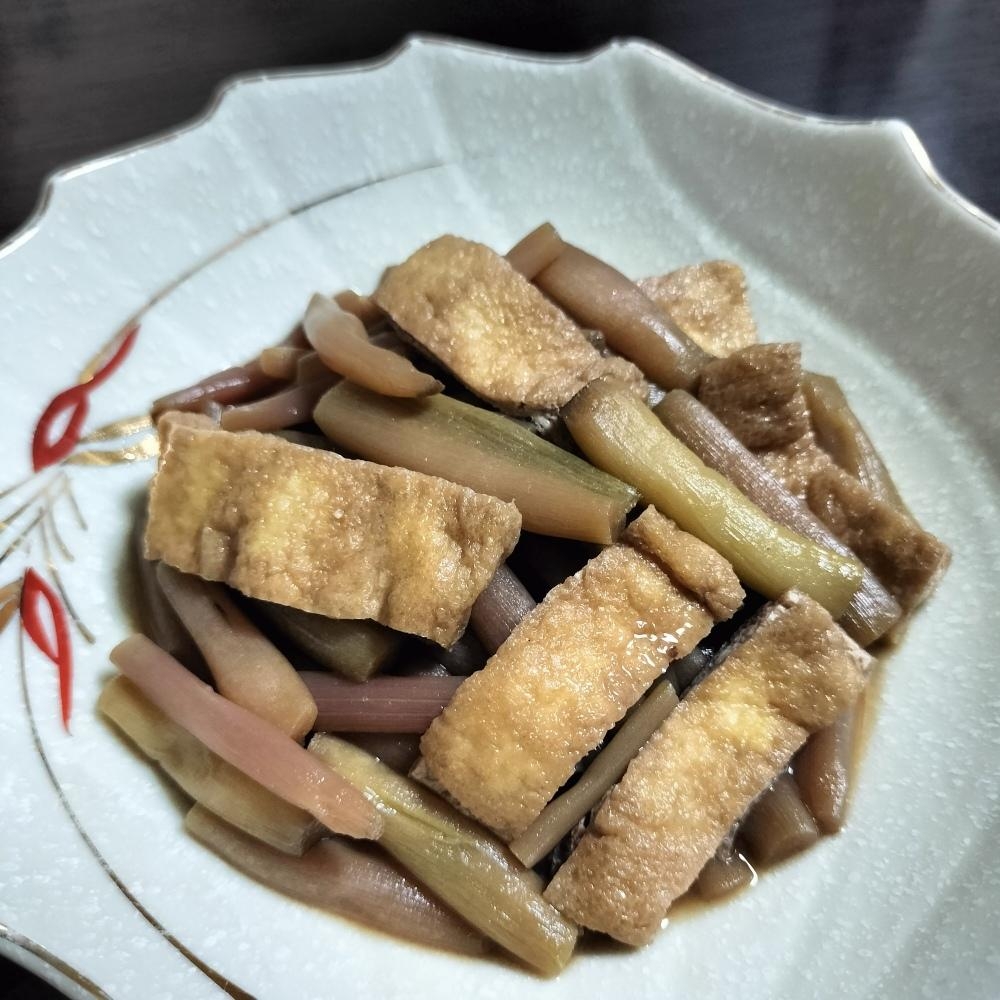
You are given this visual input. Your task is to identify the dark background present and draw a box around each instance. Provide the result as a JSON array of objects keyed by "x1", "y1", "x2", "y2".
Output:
[
  {"x1": 1, "y1": 0, "x2": 997, "y2": 995},
  {"x1": 2, "y1": 0, "x2": 1000, "y2": 242}
]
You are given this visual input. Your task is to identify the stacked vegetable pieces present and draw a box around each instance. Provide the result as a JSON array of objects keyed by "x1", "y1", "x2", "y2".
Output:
[{"x1": 101, "y1": 223, "x2": 949, "y2": 973}]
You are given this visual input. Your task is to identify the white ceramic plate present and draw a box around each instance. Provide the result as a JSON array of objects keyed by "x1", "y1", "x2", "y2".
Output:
[{"x1": 1, "y1": 36, "x2": 998, "y2": 1000}]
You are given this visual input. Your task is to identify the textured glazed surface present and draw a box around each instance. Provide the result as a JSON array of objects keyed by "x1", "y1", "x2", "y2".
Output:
[{"x1": 0, "y1": 36, "x2": 998, "y2": 1000}]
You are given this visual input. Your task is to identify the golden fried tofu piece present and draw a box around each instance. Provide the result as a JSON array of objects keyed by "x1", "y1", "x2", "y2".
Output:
[
  {"x1": 806, "y1": 464, "x2": 950, "y2": 612},
  {"x1": 145, "y1": 422, "x2": 521, "y2": 646},
  {"x1": 639, "y1": 262, "x2": 758, "y2": 358},
  {"x1": 374, "y1": 235, "x2": 646, "y2": 414},
  {"x1": 155, "y1": 409, "x2": 216, "y2": 444},
  {"x1": 755, "y1": 430, "x2": 830, "y2": 501},
  {"x1": 697, "y1": 343, "x2": 811, "y2": 450},
  {"x1": 418, "y1": 509, "x2": 741, "y2": 840},
  {"x1": 544, "y1": 591, "x2": 870, "y2": 945},
  {"x1": 623, "y1": 508, "x2": 744, "y2": 621}
]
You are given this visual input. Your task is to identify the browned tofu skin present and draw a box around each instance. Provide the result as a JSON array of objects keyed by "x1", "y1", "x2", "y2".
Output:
[
  {"x1": 623, "y1": 508, "x2": 744, "y2": 621},
  {"x1": 544, "y1": 591, "x2": 870, "y2": 945},
  {"x1": 698, "y1": 343, "x2": 811, "y2": 450},
  {"x1": 374, "y1": 235, "x2": 646, "y2": 414},
  {"x1": 419, "y1": 509, "x2": 741, "y2": 840},
  {"x1": 806, "y1": 464, "x2": 950, "y2": 612},
  {"x1": 145, "y1": 422, "x2": 521, "y2": 647},
  {"x1": 638, "y1": 262, "x2": 758, "y2": 358},
  {"x1": 756, "y1": 430, "x2": 831, "y2": 501},
  {"x1": 155, "y1": 409, "x2": 216, "y2": 443}
]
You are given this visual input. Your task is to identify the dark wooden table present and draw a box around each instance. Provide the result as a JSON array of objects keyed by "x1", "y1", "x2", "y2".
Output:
[{"x1": 1, "y1": 0, "x2": 997, "y2": 995}]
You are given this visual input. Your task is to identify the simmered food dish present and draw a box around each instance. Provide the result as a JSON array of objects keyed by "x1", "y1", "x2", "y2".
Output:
[{"x1": 102, "y1": 223, "x2": 950, "y2": 974}]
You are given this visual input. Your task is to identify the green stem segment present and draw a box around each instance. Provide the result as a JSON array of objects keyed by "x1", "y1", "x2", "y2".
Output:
[
  {"x1": 509, "y1": 678, "x2": 680, "y2": 868},
  {"x1": 655, "y1": 389, "x2": 900, "y2": 646},
  {"x1": 309, "y1": 734, "x2": 578, "y2": 976},
  {"x1": 251, "y1": 599, "x2": 402, "y2": 682},
  {"x1": 314, "y1": 382, "x2": 638, "y2": 544},
  {"x1": 562, "y1": 378, "x2": 864, "y2": 617}
]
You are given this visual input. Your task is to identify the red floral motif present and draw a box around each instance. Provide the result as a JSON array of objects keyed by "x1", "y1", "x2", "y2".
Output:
[
  {"x1": 20, "y1": 569, "x2": 74, "y2": 731},
  {"x1": 31, "y1": 324, "x2": 140, "y2": 471},
  {"x1": 10, "y1": 321, "x2": 145, "y2": 730}
]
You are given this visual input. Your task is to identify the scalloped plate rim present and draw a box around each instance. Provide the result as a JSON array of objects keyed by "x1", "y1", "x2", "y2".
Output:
[
  {"x1": 2, "y1": 34, "x2": 998, "y2": 266},
  {"x1": 1, "y1": 33, "x2": 998, "y2": 1000}
]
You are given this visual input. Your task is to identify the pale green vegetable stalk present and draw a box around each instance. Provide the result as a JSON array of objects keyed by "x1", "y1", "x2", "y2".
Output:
[
  {"x1": 562, "y1": 378, "x2": 864, "y2": 617},
  {"x1": 251, "y1": 599, "x2": 402, "y2": 682},
  {"x1": 99, "y1": 676, "x2": 322, "y2": 855},
  {"x1": 654, "y1": 389, "x2": 900, "y2": 646},
  {"x1": 314, "y1": 382, "x2": 638, "y2": 544},
  {"x1": 309, "y1": 734, "x2": 578, "y2": 975}
]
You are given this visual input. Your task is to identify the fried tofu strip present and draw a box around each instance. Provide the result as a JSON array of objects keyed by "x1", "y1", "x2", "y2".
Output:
[
  {"x1": 638, "y1": 262, "x2": 758, "y2": 358},
  {"x1": 374, "y1": 235, "x2": 646, "y2": 414},
  {"x1": 544, "y1": 591, "x2": 870, "y2": 945},
  {"x1": 698, "y1": 343, "x2": 811, "y2": 450},
  {"x1": 418, "y1": 508, "x2": 742, "y2": 840},
  {"x1": 806, "y1": 464, "x2": 950, "y2": 613},
  {"x1": 145, "y1": 420, "x2": 521, "y2": 647},
  {"x1": 757, "y1": 430, "x2": 830, "y2": 501}
]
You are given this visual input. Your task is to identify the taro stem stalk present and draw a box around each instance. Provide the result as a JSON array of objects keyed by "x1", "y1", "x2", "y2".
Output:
[
  {"x1": 301, "y1": 672, "x2": 462, "y2": 734},
  {"x1": 509, "y1": 677, "x2": 680, "y2": 868},
  {"x1": 110, "y1": 635, "x2": 381, "y2": 840},
  {"x1": 563, "y1": 378, "x2": 864, "y2": 618},
  {"x1": 695, "y1": 827, "x2": 756, "y2": 901},
  {"x1": 314, "y1": 381, "x2": 638, "y2": 545},
  {"x1": 469, "y1": 564, "x2": 537, "y2": 655},
  {"x1": 655, "y1": 389, "x2": 901, "y2": 646},
  {"x1": 310, "y1": 734, "x2": 578, "y2": 976},
  {"x1": 156, "y1": 564, "x2": 317, "y2": 740},
  {"x1": 505, "y1": 223, "x2": 566, "y2": 279},
  {"x1": 99, "y1": 676, "x2": 322, "y2": 855},
  {"x1": 152, "y1": 360, "x2": 280, "y2": 417},
  {"x1": 804, "y1": 373, "x2": 907, "y2": 512},
  {"x1": 535, "y1": 241, "x2": 709, "y2": 390},
  {"x1": 794, "y1": 709, "x2": 857, "y2": 833},
  {"x1": 304, "y1": 293, "x2": 443, "y2": 398},
  {"x1": 219, "y1": 376, "x2": 337, "y2": 433},
  {"x1": 186, "y1": 805, "x2": 485, "y2": 955},
  {"x1": 740, "y1": 771, "x2": 819, "y2": 865},
  {"x1": 249, "y1": 599, "x2": 403, "y2": 683}
]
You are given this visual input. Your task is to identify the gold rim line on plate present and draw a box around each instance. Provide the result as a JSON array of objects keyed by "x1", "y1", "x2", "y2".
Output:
[
  {"x1": 0, "y1": 156, "x2": 480, "y2": 1000},
  {"x1": 58, "y1": 154, "x2": 452, "y2": 405},
  {"x1": 16, "y1": 627, "x2": 258, "y2": 1000},
  {"x1": 0, "y1": 920, "x2": 110, "y2": 1000}
]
